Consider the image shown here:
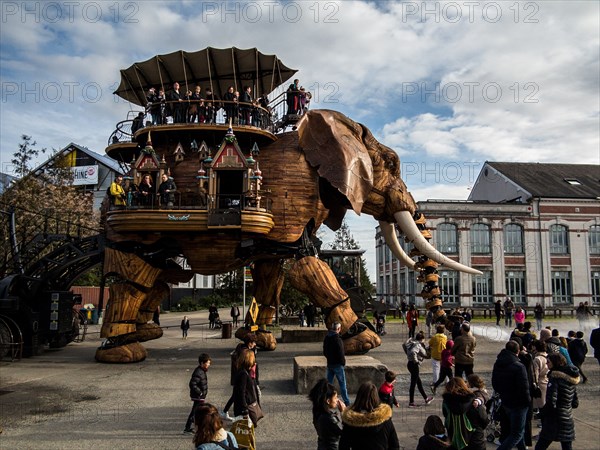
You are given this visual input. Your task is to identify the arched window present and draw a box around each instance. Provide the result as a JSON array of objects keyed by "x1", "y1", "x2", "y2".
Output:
[
  {"x1": 589, "y1": 225, "x2": 600, "y2": 255},
  {"x1": 471, "y1": 223, "x2": 491, "y2": 254},
  {"x1": 436, "y1": 223, "x2": 458, "y2": 254},
  {"x1": 504, "y1": 223, "x2": 524, "y2": 254},
  {"x1": 549, "y1": 224, "x2": 569, "y2": 254}
]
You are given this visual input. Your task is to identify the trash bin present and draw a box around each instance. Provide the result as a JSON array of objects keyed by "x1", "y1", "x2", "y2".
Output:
[
  {"x1": 222, "y1": 322, "x2": 232, "y2": 339},
  {"x1": 91, "y1": 308, "x2": 99, "y2": 325}
]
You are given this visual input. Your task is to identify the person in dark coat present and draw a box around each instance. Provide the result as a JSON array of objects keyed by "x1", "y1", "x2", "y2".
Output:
[
  {"x1": 180, "y1": 315, "x2": 190, "y2": 339},
  {"x1": 208, "y1": 303, "x2": 218, "y2": 329},
  {"x1": 494, "y1": 300, "x2": 502, "y2": 326},
  {"x1": 567, "y1": 331, "x2": 588, "y2": 383},
  {"x1": 535, "y1": 353, "x2": 580, "y2": 450},
  {"x1": 323, "y1": 322, "x2": 350, "y2": 406},
  {"x1": 491, "y1": 340, "x2": 531, "y2": 450},
  {"x1": 304, "y1": 303, "x2": 317, "y2": 327},
  {"x1": 308, "y1": 379, "x2": 345, "y2": 450},
  {"x1": 158, "y1": 173, "x2": 177, "y2": 208},
  {"x1": 169, "y1": 82, "x2": 184, "y2": 123},
  {"x1": 339, "y1": 382, "x2": 400, "y2": 450},
  {"x1": 183, "y1": 353, "x2": 211, "y2": 433},
  {"x1": 442, "y1": 377, "x2": 488, "y2": 450},
  {"x1": 591, "y1": 325, "x2": 600, "y2": 365},
  {"x1": 417, "y1": 415, "x2": 451, "y2": 450},
  {"x1": 232, "y1": 349, "x2": 259, "y2": 418}
]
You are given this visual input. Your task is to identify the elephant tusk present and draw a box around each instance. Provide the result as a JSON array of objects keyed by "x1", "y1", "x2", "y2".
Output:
[
  {"x1": 378, "y1": 221, "x2": 416, "y2": 269},
  {"x1": 394, "y1": 211, "x2": 483, "y2": 275}
]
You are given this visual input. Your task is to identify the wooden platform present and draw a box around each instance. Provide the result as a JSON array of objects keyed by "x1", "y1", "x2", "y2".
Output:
[{"x1": 280, "y1": 328, "x2": 328, "y2": 343}]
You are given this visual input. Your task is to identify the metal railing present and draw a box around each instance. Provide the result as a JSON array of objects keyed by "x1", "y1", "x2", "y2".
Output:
[{"x1": 108, "y1": 192, "x2": 272, "y2": 213}]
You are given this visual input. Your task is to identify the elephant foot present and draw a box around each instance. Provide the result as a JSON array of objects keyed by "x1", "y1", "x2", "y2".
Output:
[
  {"x1": 125, "y1": 323, "x2": 163, "y2": 343},
  {"x1": 342, "y1": 321, "x2": 381, "y2": 355},
  {"x1": 234, "y1": 327, "x2": 277, "y2": 351},
  {"x1": 95, "y1": 341, "x2": 147, "y2": 363}
]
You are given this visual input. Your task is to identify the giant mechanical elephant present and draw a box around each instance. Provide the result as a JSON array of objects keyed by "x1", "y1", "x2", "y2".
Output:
[{"x1": 97, "y1": 109, "x2": 479, "y2": 363}]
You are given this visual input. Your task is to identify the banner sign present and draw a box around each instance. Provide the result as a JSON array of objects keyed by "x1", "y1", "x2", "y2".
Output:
[{"x1": 71, "y1": 165, "x2": 98, "y2": 185}]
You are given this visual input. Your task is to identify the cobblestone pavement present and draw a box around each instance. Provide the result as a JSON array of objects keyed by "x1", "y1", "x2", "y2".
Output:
[{"x1": 1, "y1": 310, "x2": 598, "y2": 449}]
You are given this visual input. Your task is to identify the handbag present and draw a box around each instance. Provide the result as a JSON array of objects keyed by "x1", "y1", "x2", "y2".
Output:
[
  {"x1": 532, "y1": 383, "x2": 542, "y2": 399},
  {"x1": 247, "y1": 401, "x2": 264, "y2": 426}
]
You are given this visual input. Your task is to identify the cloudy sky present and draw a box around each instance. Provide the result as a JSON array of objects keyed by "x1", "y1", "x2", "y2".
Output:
[{"x1": 1, "y1": 1, "x2": 598, "y2": 279}]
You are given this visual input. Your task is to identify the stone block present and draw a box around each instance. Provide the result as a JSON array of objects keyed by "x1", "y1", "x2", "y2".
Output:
[
  {"x1": 293, "y1": 355, "x2": 388, "y2": 395},
  {"x1": 281, "y1": 328, "x2": 328, "y2": 343}
]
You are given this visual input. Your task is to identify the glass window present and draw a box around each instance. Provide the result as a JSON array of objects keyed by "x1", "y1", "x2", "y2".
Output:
[
  {"x1": 506, "y1": 270, "x2": 526, "y2": 304},
  {"x1": 551, "y1": 271, "x2": 572, "y2": 304},
  {"x1": 592, "y1": 272, "x2": 600, "y2": 304},
  {"x1": 550, "y1": 224, "x2": 569, "y2": 254},
  {"x1": 472, "y1": 271, "x2": 493, "y2": 303},
  {"x1": 590, "y1": 225, "x2": 600, "y2": 255},
  {"x1": 439, "y1": 271, "x2": 460, "y2": 304},
  {"x1": 471, "y1": 223, "x2": 491, "y2": 254},
  {"x1": 504, "y1": 223, "x2": 524, "y2": 254},
  {"x1": 436, "y1": 223, "x2": 458, "y2": 254}
]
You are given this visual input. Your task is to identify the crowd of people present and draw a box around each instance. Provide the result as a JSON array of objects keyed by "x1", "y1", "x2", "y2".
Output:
[
  {"x1": 126, "y1": 79, "x2": 312, "y2": 134},
  {"x1": 177, "y1": 304, "x2": 598, "y2": 450}
]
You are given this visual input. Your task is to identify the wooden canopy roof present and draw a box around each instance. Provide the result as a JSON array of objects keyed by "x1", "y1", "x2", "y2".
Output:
[{"x1": 113, "y1": 47, "x2": 297, "y2": 106}]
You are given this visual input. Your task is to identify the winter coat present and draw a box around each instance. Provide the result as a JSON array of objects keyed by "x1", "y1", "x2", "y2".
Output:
[
  {"x1": 429, "y1": 333, "x2": 448, "y2": 361},
  {"x1": 404, "y1": 338, "x2": 428, "y2": 364},
  {"x1": 323, "y1": 331, "x2": 346, "y2": 367},
  {"x1": 491, "y1": 349, "x2": 531, "y2": 408},
  {"x1": 591, "y1": 327, "x2": 600, "y2": 360},
  {"x1": 452, "y1": 333, "x2": 476, "y2": 365},
  {"x1": 180, "y1": 319, "x2": 190, "y2": 331},
  {"x1": 442, "y1": 392, "x2": 489, "y2": 450},
  {"x1": 315, "y1": 409, "x2": 343, "y2": 450},
  {"x1": 416, "y1": 434, "x2": 451, "y2": 450},
  {"x1": 339, "y1": 404, "x2": 399, "y2": 450},
  {"x1": 189, "y1": 366, "x2": 208, "y2": 401},
  {"x1": 441, "y1": 348, "x2": 454, "y2": 368},
  {"x1": 232, "y1": 369, "x2": 258, "y2": 417},
  {"x1": 539, "y1": 365, "x2": 580, "y2": 442},
  {"x1": 378, "y1": 382, "x2": 398, "y2": 407},
  {"x1": 533, "y1": 352, "x2": 549, "y2": 409},
  {"x1": 567, "y1": 338, "x2": 588, "y2": 366}
]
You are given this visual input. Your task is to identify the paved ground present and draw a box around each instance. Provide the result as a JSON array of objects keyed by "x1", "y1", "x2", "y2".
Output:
[{"x1": 1, "y1": 309, "x2": 598, "y2": 449}]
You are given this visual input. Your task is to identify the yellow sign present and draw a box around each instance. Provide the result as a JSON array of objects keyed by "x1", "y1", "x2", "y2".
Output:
[{"x1": 248, "y1": 297, "x2": 259, "y2": 325}]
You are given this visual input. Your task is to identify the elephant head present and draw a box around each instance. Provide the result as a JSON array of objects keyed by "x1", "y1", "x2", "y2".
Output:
[{"x1": 296, "y1": 109, "x2": 480, "y2": 275}]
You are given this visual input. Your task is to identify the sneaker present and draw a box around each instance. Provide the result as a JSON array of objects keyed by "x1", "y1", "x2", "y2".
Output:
[
  {"x1": 220, "y1": 410, "x2": 232, "y2": 421},
  {"x1": 183, "y1": 429, "x2": 194, "y2": 434},
  {"x1": 493, "y1": 438, "x2": 501, "y2": 446},
  {"x1": 408, "y1": 402, "x2": 419, "y2": 408},
  {"x1": 424, "y1": 396, "x2": 434, "y2": 405}
]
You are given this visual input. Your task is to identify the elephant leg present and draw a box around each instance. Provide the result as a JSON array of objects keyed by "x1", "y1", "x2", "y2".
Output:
[
  {"x1": 287, "y1": 256, "x2": 381, "y2": 354},
  {"x1": 234, "y1": 260, "x2": 282, "y2": 351},
  {"x1": 95, "y1": 248, "x2": 162, "y2": 363},
  {"x1": 131, "y1": 281, "x2": 169, "y2": 343}
]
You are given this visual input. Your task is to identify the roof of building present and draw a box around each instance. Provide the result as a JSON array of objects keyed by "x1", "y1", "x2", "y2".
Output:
[
  {"x1": 33, "y1": 142, "x2": 124, "y2": 175},
  {"x1": 487, "y1": 162, "x2": 599, "y2": 199}
]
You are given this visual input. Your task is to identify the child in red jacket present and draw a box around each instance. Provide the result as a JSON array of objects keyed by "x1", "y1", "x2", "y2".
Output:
[
  {"x1": 378, "y1": 370, "x2": 400, "y2": 407},
  {"x1": 431, "y1": 340, "x2": 454, "y2": 394}
]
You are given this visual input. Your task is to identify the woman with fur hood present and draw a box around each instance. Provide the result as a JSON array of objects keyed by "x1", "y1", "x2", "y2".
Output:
[
  {"x1": 442, "y1": 377, "x2": 489, "y2": 450},
  {"x1": 339, "y1": 382, "x2": 400, "y2": 450},
  {"x1": 536, "y1": 353, "x2": 579, "y2": 450}
]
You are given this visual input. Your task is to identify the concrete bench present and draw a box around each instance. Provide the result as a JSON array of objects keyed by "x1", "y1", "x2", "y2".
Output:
[
  {"x1": 293, "y1": 355, "x2": 388, "y2": 395},
  {"x1": 280, "y1": 328, "x2": 328, "y2": 343}
]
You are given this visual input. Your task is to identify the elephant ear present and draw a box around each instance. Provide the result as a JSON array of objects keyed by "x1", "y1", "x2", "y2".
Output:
[{"x1": 297, "y1": 110, "x2": 373, "y2": 218}]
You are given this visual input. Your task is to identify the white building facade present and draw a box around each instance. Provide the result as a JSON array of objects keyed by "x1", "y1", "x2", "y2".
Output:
[{"x1": 376, "y1": 162, "x2": 600, "y2": 309}]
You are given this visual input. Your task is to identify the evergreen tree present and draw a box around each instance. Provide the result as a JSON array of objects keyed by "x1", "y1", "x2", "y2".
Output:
[{"x1": 330, "y1": 220, "x2": 374, "y2": 294}]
